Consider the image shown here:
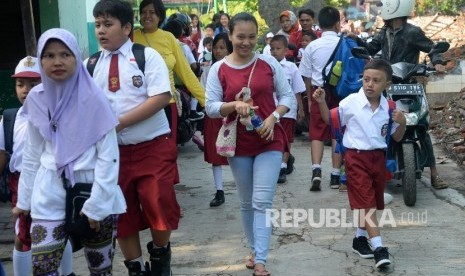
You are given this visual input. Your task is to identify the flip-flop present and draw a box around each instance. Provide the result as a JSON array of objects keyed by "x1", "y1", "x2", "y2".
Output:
[
  {"x1": 245, "y1": 255, "x2": 254, "y2": 269},
  {"x1": 252, "y1": 267, "x2": 271, "y2": 276}
]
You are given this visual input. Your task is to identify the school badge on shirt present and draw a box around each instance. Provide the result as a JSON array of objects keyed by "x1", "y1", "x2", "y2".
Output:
[{"x1": 132, "y1": 75, "x2": 143, "y2": 88}]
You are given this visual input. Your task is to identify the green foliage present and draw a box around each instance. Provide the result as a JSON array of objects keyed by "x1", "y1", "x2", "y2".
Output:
[{"x1": 416, "y1": 0, "x2": 465, "y2": 15}]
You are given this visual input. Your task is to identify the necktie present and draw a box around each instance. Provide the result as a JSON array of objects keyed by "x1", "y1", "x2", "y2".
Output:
[{"x1": 109, "y1": 54, "x2": 120, "y2": 92}]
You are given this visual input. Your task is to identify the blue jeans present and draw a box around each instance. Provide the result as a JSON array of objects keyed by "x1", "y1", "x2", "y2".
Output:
[{"x1": 228, "y1": 151, "x2": 282, "y2": 265}]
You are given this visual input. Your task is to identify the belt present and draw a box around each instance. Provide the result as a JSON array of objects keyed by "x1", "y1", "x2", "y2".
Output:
[{"x1": 346, "y1": 148, "x2": 386, "y2": 153}]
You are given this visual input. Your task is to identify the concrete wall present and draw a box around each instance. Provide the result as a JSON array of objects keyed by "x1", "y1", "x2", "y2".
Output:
[{"x1": 426, "y1": 60, "x2": 465, "y2": 105}]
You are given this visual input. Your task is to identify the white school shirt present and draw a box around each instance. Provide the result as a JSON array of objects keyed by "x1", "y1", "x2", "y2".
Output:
[
  {"x1": 275, "y1": 59, "x2": 306, "y2": 119},
  {"x1": 86, "y1": 39, "x2": 171, "y2": 145},
  {"x1": 338, "y1": 88, "x2": 399, "y2": 150},
  {"x1": 17, "y1": 122, "x2": 126, "y2": 221},
  {"x1": 0, "y1": 107, "x2": 27, "y2": 172},
  {"x1": 299, "y1": 31, "x2": 339, "y2": 87},
  {"x1": 262, "y1": 44, "x2": 271, "y2": 56},
  {"x1": 180, "y1": 42, "x2": 196, "y2": 65}
]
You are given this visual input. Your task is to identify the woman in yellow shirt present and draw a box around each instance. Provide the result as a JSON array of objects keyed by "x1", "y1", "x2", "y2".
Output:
[{"x1": 133, "y1": 0, "x2": 205, "y2": 145}]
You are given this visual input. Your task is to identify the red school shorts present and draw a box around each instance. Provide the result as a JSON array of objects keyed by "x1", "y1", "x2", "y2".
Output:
[
  {"x1": 280, "y1": 118, "x2": 296, "y2": 145},
  {"x1": 345, "y1": 149, "x2": 387, "y2": 210},
  {"x1": 9, "y1": 172, "x2": 32, "y2": 250},
  {"x1": 309, "y1": 86, "x2": 339, "y2": 141},
  {"x1": 117, "y1": 135, "x2": 181, "y2": 238}
]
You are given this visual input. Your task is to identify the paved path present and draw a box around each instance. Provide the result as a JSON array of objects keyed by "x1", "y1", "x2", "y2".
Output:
[{"x1": 1, "y1": 134, "x2": 465, "y2": 275}]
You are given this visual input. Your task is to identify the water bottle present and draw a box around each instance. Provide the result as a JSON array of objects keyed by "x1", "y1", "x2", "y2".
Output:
[
  {"x1": 340, "y1": 164, "x2": 347, "y2": 185},
  {"x1": 250, "y1": 110, "x2": 264, "y2": 130},
  {"x1": 329, "y1": 60, "x2": 342, "y2": 86}
]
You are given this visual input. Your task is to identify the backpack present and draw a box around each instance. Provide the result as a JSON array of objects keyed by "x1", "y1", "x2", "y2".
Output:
[
  {"x1": 87, "y1": 43, "x2": 146, "y2": 76},
  {"x1": 329, "y1": 99, "x2": 396, "y2": 157},
  {"x1": 323, "y1": 35, "x2": 365, "y2": 99},
  {"x1": 0, "y1": 108, "x2": 19, "y2": 202}
]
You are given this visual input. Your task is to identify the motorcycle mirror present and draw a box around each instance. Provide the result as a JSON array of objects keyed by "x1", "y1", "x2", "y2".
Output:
[
  {"x1": 351, "y1": 47, "x2": 371, "y2": 60},
  {"x1": 430, "y1": 42, "x2": 450, "y2": 54}
]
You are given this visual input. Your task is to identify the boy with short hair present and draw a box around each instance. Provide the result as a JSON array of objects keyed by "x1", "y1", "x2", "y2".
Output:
[
  {"x1": 297, "y1": 30, "x2": 317, "y2": 61},
  {"x1": 299, "y1": 6, "x2": 342, "y2": 191},
  {"x1": 313, "y1": 59, "x2": 407, "y2": 268},
  {"x1": 197, "y1": 23, "x2": 215, "y2": 57},
  {"x1": 89, "y1": 0, "x2": 178, "y2": 275},
  {"x1": 0, "y1": 56, "x2": 74, "y2": 276},
  {"x1": 198, "y1": 36, "x2": 213, "y2": 67},
  {"x1": 270, "y1": 35, "x2": 306, "y2": 183}
]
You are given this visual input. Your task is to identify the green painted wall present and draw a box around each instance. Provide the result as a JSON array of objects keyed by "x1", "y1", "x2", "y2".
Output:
[{"x1": 39, "y1": 0, "x2": 60, "y2": 31}]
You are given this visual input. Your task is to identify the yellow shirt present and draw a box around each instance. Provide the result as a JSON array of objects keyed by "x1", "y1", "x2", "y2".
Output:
[{"x1": 133, "y1": 28, "x2": 205, "y2": 106}]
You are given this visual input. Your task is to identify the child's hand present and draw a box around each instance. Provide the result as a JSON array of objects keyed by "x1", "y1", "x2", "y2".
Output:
[
  {"x1": 392, "y1": 109, "x2": 406, "y2": 126},
  {"x1": 312, "y1": 87, "x2": 326, "y2": 103},
  {"x1": 12, "y1": 206, "x2": 29, "y2": 220},
  {"x1": 297, "y1": 108, "x2": 305, "y2": 122},
  {"x1": 80, "y1": 211, "x2": 100, "y2": 232}
]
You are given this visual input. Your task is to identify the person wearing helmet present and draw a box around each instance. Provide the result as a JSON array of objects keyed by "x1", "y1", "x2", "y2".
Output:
[
  {"x1": 349, "y1": 0, "x2": 448, "y2": 189},
  {"x1": 168, "y1": 12, "x2": 198, "y2": 58}
]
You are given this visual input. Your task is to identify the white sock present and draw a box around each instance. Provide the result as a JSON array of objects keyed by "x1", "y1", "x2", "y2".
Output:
[
  {"x1": 370, "y1": 236, "x2": 383, "y2": 249},
  {"x1": 13, "y1": 248, "x2": 32, "y2": 276},
  {"x1": 212, "y1": 165, "x2": 223, "y2": 190},
  {"x1": 129, "y1": 256, "x2": 145, "y2": 271},
  {"x1": 356, "y1": 228, "x2": 368, "y2": 238},
  {"x1": 312, "y1": 164, "x2": 321, "y2": 169},
  {"x1": 190, "y1": 98, "x2": 199, "y2": 111},
  {"x1": 331, "y1": 168, "x2": 341, "y2": 175},
  {"x1": 281, "y1": 162, "x2": 287, "y2": 169},
  {"x1": 60, "y1": 240, "x2": 73, "y2": 275}
]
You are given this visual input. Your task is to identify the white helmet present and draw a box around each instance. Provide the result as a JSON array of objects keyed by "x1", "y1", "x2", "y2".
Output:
[{"x1": 379, "y1": 0, "x2": 415, "y2": 20}]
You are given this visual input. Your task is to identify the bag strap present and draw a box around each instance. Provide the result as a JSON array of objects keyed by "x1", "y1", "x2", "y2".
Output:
[
  {"x1": 385, "y1": 99, "x2": 396, "y2": 161},
  {"x1": 322, "y1": 35, "x2": 343, "y2": 83},
  {"x1": 329, "y1": 107, "x2": 346, "y2": 156},
  {"x1": 2, "y1": 108, "x2": 20, "y2": 155},
  {"x1": 247, "y1": 57, "x2": 259, "y2": 88},
  {"x1": 86, "y1": 44, "x2": 146, "y2": 77}
]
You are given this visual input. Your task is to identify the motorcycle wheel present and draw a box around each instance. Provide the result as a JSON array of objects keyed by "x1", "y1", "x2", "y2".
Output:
[{"x1": 402, "y1": 143, "x2": 417, "y2": 206}]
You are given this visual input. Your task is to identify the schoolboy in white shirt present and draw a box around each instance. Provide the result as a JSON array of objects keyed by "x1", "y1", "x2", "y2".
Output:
[
  {"x1": 89, "y1": 0, "x2": 179, "y2": 274},
  {"x1": 270, "y1": 35, "x2": 306, "y2": 183}
]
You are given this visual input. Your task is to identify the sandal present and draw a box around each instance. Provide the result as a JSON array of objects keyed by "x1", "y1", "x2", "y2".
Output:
[
  {"x1": 245, "y1": 255, "x2": 254, "y2": 269},
  {"x1": 252, "y1": 264, "x2": 271, "y2": 276},
  {"x1": 431, "y1": 175, "x2": 448, "y2": 189}
]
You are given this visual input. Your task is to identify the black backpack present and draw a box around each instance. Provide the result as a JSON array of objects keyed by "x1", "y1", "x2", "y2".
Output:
[
  {"x1": 87, "y1": 43, "x2": 146, "y2": 76},
  {"x1": 0, "y1": 108, "x2": 19, "y2": 202}
]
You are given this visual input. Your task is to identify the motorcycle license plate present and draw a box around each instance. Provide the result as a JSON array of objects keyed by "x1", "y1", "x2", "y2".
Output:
[{"x1": 387, "y1": 84, "x2": 424, "y2": 95}]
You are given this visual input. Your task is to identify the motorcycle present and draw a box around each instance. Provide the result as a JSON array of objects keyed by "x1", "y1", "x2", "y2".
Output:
[{"x1": 351, "y1": 42, "x2": 450, "y2": 206}]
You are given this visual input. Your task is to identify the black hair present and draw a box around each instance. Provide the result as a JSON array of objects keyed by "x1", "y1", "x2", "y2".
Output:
[
  {"x1": 205, "y1": 23, "x2": 215, "y2": 31},
  {"x1": 318, "y1": 6, "x2": 340, "y2": 29},
  {"x1": 298, "y1": 8, "x2": 315, "y2": 19},
  {"x1": 270, "y1": 34, "x2": 288, "y2": 47},
  {"x1": 139, "y1": 0, "x2": 166, "y2": 28},
  {"x1": 163, "y1": 20, "x2": 183, "y2": 38},
  {"x1": 190, "y1": 14, "x2": 201, "y2": 28},
  {"x1": 301, "y1": 30, "x2": 317, "y2": 41},
  {"x1": 229, "y1": 12, "x2": 258, "y2": 34},
  {"x1": 364, "y1": 59, "x2": 393, "y2": 81},
  {"x1": 212, "y1": 32, "x2": 233, "y2": 64},
  {"x1": 203, "y1": 36, "x2": 213, "y2": 46},
  {"x1": 93, "y1": 0, "x2": 134, "y2": 34}
]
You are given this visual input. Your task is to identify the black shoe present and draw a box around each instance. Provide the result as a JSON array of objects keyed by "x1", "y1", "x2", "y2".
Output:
[
  {"x1": 210, "y1": 190, "x2": 225, "y2": 207},
  {"x1": 310, "y1": 168, "x2": 321, "y2": 191},
  {"x1": 330, "y1": 174, "x2": 340, "y2": 189},
  {"x1": 147, "y1": 242, "x2": 172, "y2": 276},
  {"x1": 374, "y1": 247, "x2": 391, "y2": 268},
  {"x1": 278, "y1": 168, "x2": 287, "y2": 183},
  {"x1": 188, "y1": 110, "x2": 205, "y2": 121},
  {"x1": 124, "y1": 260, "x2": 150, "y2": 276},
  {"x1": 352, "y1": 236, "x2": 374, "y2": 259},
  {"x1": 286, "y1": 154, "x2": 295, "y2": 175}
]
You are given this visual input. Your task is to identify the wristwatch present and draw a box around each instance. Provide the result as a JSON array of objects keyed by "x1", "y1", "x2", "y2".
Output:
[{"x1": 272, "y1": 111, "x2": 281, "y2": 123}]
